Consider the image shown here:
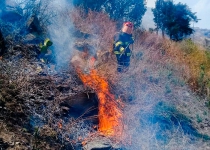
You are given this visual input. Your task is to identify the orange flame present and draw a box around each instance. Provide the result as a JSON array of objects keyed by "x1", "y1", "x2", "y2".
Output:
[{"x1": 78, "y1": 69, "x2": 123, "y2": 137}]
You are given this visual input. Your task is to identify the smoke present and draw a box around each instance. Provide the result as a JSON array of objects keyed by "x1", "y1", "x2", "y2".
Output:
[
  {"x1": 120, "y1": 88, "x2": 205, "y2": 149},
  {"x1": 15, "y1": 0, "x2": 76, "y2": 69},
  {"x1": 47, "y1": 0, "x2": 75, "y2": 69},
  {"x1": 117, "y1": 68, "x2": 210, "y2": 150},
  {"x1": 112, "y1": 49, "x2": 210, "y2": 150}
]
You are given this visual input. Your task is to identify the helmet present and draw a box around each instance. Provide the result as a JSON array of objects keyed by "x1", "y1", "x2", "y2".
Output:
[
  {"x1": 122, "y1": 21, "x2": 133, "y2": 34},
  {"x1": 123, "y1": 21, "x2": 133, "y2": 28},
  {"x1": 44, "y1": 38, "x2": 53, "y2": 46}
]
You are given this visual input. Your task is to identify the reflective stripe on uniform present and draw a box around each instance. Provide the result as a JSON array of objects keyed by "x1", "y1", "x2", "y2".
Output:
[
  {"x1": 114, "y1": 51, "x2": 131, "y2": 56},
  {"x1": 44, "y1": 38, "x2": 50, "y2": 45},
  {"x1": 125, "y1": 42, "x2": 129, "y2": 45},
  {"x1": 120, "y1": 47, "x2": 124, "y2": 52},
  {"x1": 115, "y1": 41, "x2": 123, "y2": 47},
  {"x1": 44, "y1": 38, "x2": 53, "y2": 47},
  {"x1": 114, "y1": 51, "x2": 121, "y2": 54}
]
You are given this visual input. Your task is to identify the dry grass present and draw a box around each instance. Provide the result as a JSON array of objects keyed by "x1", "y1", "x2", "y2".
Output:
[
  {"x1": 71, "y1": 9, "x2": 116, "y2": 54},
  {"x1": 69, "y1": 9, "x2": 210, "y2": 149},
  {"x1": 1, "y1": 6, "x2": 210, "y2": 150}
]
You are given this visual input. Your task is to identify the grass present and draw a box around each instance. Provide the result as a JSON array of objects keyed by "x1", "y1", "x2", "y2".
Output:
[
  {"x1": 74, "y1": 13, "x2": 210, "y2": 148},
  {"x1": 1, "y1": 6, "x2": 210, "y2": 150}
]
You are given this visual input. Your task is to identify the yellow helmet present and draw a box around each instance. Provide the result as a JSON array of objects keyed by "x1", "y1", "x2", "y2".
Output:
[{"x1": 44, "y1": 38, "x2": 53, "y2": 46}]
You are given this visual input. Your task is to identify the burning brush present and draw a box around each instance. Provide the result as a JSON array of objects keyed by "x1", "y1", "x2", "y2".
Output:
[
  {"x1": 72, "y1": 42, "x2": 98, "y2": 74},
  {"x1": 71, "y1": 49, "x2": 124, "y2": 137},
  {"x1": 78, "y1": 69, "x2": 124, "y2": 136}
]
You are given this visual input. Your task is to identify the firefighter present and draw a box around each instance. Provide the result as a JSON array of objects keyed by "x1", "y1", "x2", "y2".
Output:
[
  {"x1": 39, "y1": 38, "x2": 53, "y2": 63},
  {"x1": 113, "y1": 21, "x2": 134, "y2": 72}
]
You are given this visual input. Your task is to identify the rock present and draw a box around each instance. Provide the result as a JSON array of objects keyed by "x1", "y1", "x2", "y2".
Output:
[{"x1": 83, "y1": 138, "x2": 120, "y2": 150}]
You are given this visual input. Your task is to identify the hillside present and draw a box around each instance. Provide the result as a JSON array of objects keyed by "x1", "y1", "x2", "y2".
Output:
[
  {"x1": 1, "y1": 2, "x2": 210, "y2": 150},
  {"x1": 190, "y1": 27, "x2": 210, "y2": 46}
]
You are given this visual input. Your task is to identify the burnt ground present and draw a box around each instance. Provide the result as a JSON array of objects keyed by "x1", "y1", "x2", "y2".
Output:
[
  {"x1": 1, "y1": 38, "x2": 210, "y2": 150},
  {"x1": 0, "y1": 43, "x2": 101, "y2": 150}
]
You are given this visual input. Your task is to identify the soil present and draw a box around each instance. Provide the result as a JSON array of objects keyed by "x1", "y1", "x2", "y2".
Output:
[{"x1": 0, "y1": 43, "x2": 100, "y2": 150}]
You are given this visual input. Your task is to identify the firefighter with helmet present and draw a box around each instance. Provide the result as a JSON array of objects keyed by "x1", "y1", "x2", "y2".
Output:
[
  {"x1": 113, "y1": 21, "x2": 134, "y2": 72},
  {"x1": 39, "y1": 38, "x2": 53, "y2": 63}
]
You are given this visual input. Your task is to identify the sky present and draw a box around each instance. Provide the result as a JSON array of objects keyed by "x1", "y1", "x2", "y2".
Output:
[{"x1": 146, "y1": 0, "x2": 210, "y2": 29}]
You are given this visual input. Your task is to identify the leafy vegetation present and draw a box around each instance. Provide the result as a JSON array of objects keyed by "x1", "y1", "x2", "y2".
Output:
[
  {"x1": 152, "y1": 0, "x2": 198, "y2": 41},
  {"x1": 0, "y1": 0, "x2": 210, "y2": 149},
  {"x1": 73, "y1": 0, "x2": 147, "y2": 27}
]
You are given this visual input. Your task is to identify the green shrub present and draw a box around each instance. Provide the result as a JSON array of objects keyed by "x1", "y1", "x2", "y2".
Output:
[{"x1": 180, "y1": 39, "x2": 197, "y2": 54}]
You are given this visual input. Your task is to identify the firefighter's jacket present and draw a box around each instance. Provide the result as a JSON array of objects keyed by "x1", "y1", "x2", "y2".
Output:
[
  {"x1": 113, "y1": 32, "x2": 134, "y2": 57},
  {"x1": 39, "y1": 38, "x2": 53, "y2": 54}
]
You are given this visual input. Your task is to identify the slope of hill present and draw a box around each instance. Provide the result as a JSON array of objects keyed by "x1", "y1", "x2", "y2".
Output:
[
  {"x1": 0, "y1": 4, "x2": 210, "y2": 150},
  {"x1": 190, "y1": 27, "x2": 210, "y2": 46}
]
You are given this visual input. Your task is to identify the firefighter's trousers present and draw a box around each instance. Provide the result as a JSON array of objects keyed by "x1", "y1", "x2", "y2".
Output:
[{"x1": 116, "y1": 54, "x2": 130, "y2": 72}]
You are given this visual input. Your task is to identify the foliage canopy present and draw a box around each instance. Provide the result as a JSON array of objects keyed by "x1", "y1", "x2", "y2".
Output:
[
  {"x1": 73, "y1": 0, "x2": 147, "y2": 27},
  {"x1": 152, "y1": 0, "x2": 198, "y2": 41}
]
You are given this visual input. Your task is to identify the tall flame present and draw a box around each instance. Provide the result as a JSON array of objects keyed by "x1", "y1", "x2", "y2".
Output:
[{"x1": 78, "y1": 69, "x2": 123, "y2": 136}]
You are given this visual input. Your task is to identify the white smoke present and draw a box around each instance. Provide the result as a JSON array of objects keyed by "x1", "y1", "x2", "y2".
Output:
[{"x1": 47, "y1": 0, "x2": 75, "y2": 69}]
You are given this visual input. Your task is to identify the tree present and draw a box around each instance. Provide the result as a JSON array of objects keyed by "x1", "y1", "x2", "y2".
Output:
[
  {"x1": 0, "y1": 29, "x2": 6, "y2": 57},
  {"x1": 104, "y1": 0, "x2": 147, "y2": 27},
  {"x1": 73, "y1": 0, "x2": 147, "y2": 27},
  {"x1": 161, "y1": 0, "x2": 175, "y2": 38},
  {"x1": 127, "y1": 0, "x2": 147, "y2": 27},
  {"x1": 73, "y1": 0, "x2": 105, "y2": 12},
  {"x1": 152, "y1": 0, "x2": 165, "y2": 35},
  {"x1": 152, "y1": 0, "x2": 198, "y2": 41},
  {"x1": 167, "y1": 3, "x2": 198, "y2": 41}
]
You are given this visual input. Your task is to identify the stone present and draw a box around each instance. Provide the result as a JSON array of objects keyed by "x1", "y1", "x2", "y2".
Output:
[{"x1": 83, "y1": 138, "x2": 120, "y2": 150}]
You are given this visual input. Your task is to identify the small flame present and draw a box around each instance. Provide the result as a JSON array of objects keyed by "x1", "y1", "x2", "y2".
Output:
[{"x1": 78, "y1": 69, "x2": 123, "y2": 136}]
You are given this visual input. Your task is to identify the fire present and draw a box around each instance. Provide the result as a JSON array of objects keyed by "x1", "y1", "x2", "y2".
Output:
[{"x1": 78, "y1": 69, "x2": 123, "y2": 137}]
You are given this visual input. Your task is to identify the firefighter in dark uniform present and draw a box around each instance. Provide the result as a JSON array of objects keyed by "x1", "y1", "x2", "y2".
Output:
[
  {"x1": 113, "y1": 21, "x2": 134, "y2": 72},
  {"x1": 39, "y1": 38, "x2": 53, "y2": 63}
]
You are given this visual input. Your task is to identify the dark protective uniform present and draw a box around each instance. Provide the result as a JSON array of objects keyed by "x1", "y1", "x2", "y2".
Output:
[{"x1": 113, "y1": 32, "x2": 134, "y2": 72}]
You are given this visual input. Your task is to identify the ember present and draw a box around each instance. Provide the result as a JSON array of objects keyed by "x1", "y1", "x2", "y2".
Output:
[{"x1": 78, "y1": 69, "x2": 123, "y2": 137}]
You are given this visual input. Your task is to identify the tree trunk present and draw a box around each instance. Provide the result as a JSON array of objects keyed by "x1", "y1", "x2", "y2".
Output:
[
  {"x1": 161, "y1": 29, "x2": 165, "y2": 38},
  {"x1": 0, "y1": 29, "x2": 6, "y2": 56},
  {"x1": 156, "y1": 29, "x2": 159, "y2": 35}
]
